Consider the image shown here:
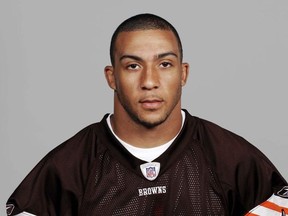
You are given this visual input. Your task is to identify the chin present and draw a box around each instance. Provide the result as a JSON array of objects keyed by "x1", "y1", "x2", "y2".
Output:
[
  {"x1": 124, "y1": 105, "x2": 169, "y2": 128},
  {"x1": 137, "y1": 115, "x2": 167, "y2": 129},
  {"x1": 138, "y1": 121, "x2": 163, "y2": 129}
]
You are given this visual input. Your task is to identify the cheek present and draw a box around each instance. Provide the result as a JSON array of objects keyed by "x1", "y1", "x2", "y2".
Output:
[
  {"x1": 117, "y1": 80, "x2": 138, "y2": 102},
  {"x1": 116, "y1": 73, "x2": 138, "y2": 88},
  {"x1": 117, "y1": 74, "x2": 140, "y2": 92},
  {"x1": 164, "y1": 78, "x2": 183, "y2": 99},
  {"x1": 164, "y1": 75, "x2": 182, "y2": 89}
]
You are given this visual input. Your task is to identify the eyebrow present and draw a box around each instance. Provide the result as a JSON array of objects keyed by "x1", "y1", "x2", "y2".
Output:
[
  {"x1": 158, "y1": 52, "x2": 178, "y2": 59},
  {"x1": 119, "y1": 52, "x2": 178, "y2": 62}
]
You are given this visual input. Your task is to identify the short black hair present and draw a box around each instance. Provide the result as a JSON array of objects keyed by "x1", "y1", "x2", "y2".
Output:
[{"x1": 109, "y1": 13, "x2": 183, "y2": 66}]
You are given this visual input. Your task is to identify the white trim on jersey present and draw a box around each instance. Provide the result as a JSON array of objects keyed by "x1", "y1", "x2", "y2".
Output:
[
  {"x1": 15, "y1": 212, "x2": 36, "y2": 216},
  {"x1": 247, "y1": 207, "x2": 284, "y2": 216},
  {"x1": 246, "y1": 193, "x2": 288, "y2": 215}
]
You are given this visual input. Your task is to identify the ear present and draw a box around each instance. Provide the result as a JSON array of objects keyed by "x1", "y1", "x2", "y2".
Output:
[
  {"x1": 104, "y1": 66, "x2": 117, "y2": 90},
  {"x1": 180, "y1": 63, "x2": 189, "y2": 86}
]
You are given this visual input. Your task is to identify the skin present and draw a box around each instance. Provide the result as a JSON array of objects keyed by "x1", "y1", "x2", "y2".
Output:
[{"x1": 105, "y1": 30, "x2": 189, "y2": 148}]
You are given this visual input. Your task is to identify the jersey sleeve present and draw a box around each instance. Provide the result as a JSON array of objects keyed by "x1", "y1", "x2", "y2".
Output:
[
  {"x1": 245, "y1": 186, "x2": 288, "y2": 215},
  {"x1": 6, "y1": 152, "x2": 80, "y2": 216},
  {"x1": 5, "y1": 124, "x2": 98, "y2": 216},
  {"x1": 226, "y1": 145, "x2": 287, "y2": 215},
  {"x1": 6, "y1": 155, "x2": 56, "y2": 215},
  {"x1": 199, "y1": 118, "x2": 288, "y2": 215}
]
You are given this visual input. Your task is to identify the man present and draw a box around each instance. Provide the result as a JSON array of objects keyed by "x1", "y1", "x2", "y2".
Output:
[{"x1": 6, "y1": 13, "x2": 287, "y2": 215}]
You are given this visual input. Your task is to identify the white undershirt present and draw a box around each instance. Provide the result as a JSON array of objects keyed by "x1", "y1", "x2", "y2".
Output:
[{"x1": 107, "y1": 111, "x2": 185, "y2": 162}]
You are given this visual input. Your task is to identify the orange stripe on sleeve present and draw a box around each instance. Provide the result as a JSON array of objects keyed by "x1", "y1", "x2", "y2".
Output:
[{"x1": 261, "y1": 200, "x2": 288, "y2": 213}]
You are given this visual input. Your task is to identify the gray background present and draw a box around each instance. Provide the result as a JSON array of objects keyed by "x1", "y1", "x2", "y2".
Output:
[{"x1": 1, "y1": 1, "x2": 287, "y2": 214}]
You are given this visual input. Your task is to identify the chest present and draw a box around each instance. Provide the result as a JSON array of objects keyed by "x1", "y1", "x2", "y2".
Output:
[{"x1": 79, "y1": 149, "x2": 227, "y2": 215}]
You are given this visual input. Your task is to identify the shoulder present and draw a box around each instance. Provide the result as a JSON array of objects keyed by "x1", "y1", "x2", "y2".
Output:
[
  {"x1": 39, "y1": 115, "x2": 110, "y2": 174},
  {"x1": 197, "y1": 116, "x2": 274, "y2": 174},
  {"x1": 184, "y1": 111, "x2": 287, "y2": 213},
  {"x1": 185, "y1": 112, "x2": 266, "y2": 160},
  {"x1": 188, "y1": 113, "x2": 277, "y2": 174},
  {"x1": 6, "y1": 116, "x2": 111, "y2": 215}
]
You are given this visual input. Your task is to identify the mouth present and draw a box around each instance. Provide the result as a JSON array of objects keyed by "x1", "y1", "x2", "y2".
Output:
[{"x1": 139, "y1": 97, "x2": 164, "y2": 110}]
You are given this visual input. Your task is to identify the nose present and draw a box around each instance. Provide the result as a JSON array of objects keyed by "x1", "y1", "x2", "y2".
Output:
[{"x1": 140, "y1": 67, "x2": 159, "y2": 90}]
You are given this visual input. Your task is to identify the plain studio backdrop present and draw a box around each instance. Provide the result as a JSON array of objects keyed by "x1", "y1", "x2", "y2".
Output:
[{"x1": 1, "y1": 1, "x2": 287, "y2": 214}]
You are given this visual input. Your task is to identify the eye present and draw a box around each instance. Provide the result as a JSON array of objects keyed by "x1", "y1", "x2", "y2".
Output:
[
  {"x1": 127, "y1": 64, "x2": 140, "y2": 70},
  {"x1": 160, "y1": 62, "x2": 172, "y2": 68}
]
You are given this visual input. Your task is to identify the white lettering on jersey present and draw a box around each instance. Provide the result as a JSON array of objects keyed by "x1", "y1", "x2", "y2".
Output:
[{"x1": 138, "y1": 186, "x2": 167, "y2": 196}]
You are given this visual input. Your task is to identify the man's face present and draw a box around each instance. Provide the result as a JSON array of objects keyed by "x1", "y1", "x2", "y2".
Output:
[{"x1": 106, "y1": 29, "x2": 189, "y2": 128}]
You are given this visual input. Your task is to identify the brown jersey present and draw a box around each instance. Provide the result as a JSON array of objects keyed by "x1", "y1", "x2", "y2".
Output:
[{"x1": 6, "y1": 110, "x2": 287, "y2": 215}]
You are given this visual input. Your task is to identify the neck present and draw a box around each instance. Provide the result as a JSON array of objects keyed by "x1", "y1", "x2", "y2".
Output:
[{"x1": 111, "y1": 103, "x2": 183, "y2": 148}]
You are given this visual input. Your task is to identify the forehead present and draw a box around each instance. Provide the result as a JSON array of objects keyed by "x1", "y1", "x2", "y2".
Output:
[{"x1": 114, "y1": 30, "x2": 180, "y2": 58}]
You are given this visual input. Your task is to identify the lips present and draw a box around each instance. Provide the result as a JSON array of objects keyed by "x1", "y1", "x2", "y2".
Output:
[{"x1": 139, "y1": 97, "x2": 164, "y2": 109}]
